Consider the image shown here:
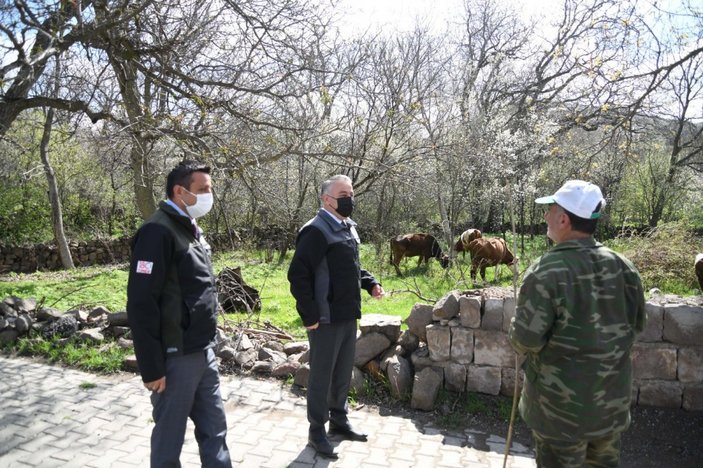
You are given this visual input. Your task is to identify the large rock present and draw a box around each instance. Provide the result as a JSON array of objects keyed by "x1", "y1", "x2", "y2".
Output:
[
  {"x1": 405, "y1": 303, "x2": 434, "y2": 341},
  {"x1": 432, "y1": 290, "x2": 461, "y2": 320},
  {"x1": 638, "y1": 303, "x2": 663, "y2": 342},
  {"x1": 65, "y1": 309, "x2": 88, "y2": 323},
  {"x1": 107, "y1": 312, "x2": 129, "y2": 327},
  {"x1": 678, "y1": 347, "x2": 703, "y2": 382},
  {"x1": 77, "y1": 328, "x2": 105, "y2": 343},
  {"x1": 467, "y1": 365, "x2": 501, "y2": 395},
  {"x1": 294, "y1": 364, "x2": 310, "y2": 387},
  {"x1": 411, "y1": 345, "x2": 450, "y2": 373},
  {"x1": 350, "y1": 366, "x2": 366, "y2": 394},
  {"x1": 458, "y1": 296, "x2": 481, "y2": 328},
  {"x1": 450, "y1": 327, "x2": 474, "y2": 364},
  {"x1": 481, "y1": 298, "x2": 503, "y2": 330},
  {"x1": 235, "y1": 348, "x2": 258, "y2": 369},
  {"x1": 14, "y1": 314, "x2": 32, "y2": 334},
  {"x1": 272, "y1": 359, "x2": 301, "y2": 377},
  {"x1": 444, "y1": 363, "x2": 467, "y2": 392},
  {"x1": 663, "y1": 304, "x2": 703, "y2": 346},
  {"x1": 36, "y1": 307, "x2": 63, "y2": 322},
  {"x1": 123, "y1": 355, "x2": 139, "y2": 372},
  {"x1": 632, "y1": 343, "x2": 677, "y2": 380},
  {"x1": 354, "y1": 332, "x2": 391, "y2": 367},
  {"x1": 234, "y1": 333, "x2": 254, "y2": 351},
  {"x1": 283, "y1": 341, "x2": 309, "y2": 355},
  {"x1": 411, "y1": 367, "x2": 443, "y2": 411},
  {"x1": 360, "y1": 314, "x2": 402, "y2": 342},
  {"x1": 41, "y1": 315, "x2": 78, "y2": 339},
  {"x1": 426, "y1": 324, "x2": 450, "y2": 362},
  {"x1": 398, "y1": 330, "x2": 420, "y2": 355},
  {"x1": 0, "y1": 329, "x2": 19, "y2": 345},
  {"x1": 88, "y1": 306, "x2": 110, "y2": 322},
  {"x1": 638, "y1": 380, "x2": 682, "y2": 408},
  {"x1": 473, "y1": 330, "x2": 515, "y2": 367},
  {"x1": 258, "y1": 347, "x2": 287, "y2": 365},
  {"x1": 386, "y1": 355, "x2": 413, "y2": 398},
  {"x1": 3, "y1": 296, "x2": 36, "y2": 314},
  {"x1": 683, "y1": 383, "x2": 703, "y2": 411}
]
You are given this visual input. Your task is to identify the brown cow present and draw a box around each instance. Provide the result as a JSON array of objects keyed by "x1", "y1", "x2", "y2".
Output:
[
  {"x1": 454, "y1": 229, "x2": 482, "y2": 257},
  {"x1": 696, "y1": 253, "x2": 703, "y2": 292},
  {"x1": 467, "y1": 237, "x2": 517, "y2": 282},
  {"x1": 390, "y1": 233, "x2": 449, "y2": 276}
]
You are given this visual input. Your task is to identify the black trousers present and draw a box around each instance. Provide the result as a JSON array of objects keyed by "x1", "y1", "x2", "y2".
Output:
[{"x1": 306, "y1": 319, "x2": 357, "y2": 439}]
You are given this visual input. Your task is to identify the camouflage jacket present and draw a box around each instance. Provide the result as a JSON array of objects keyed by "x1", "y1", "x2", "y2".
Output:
[{"x1": 508, "y1": 237, "x2": 646, "y2": 440}]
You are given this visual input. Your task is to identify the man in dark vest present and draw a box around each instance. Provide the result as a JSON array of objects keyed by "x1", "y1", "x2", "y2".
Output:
[
  {"x1": 127, "y1": 160, "x2": 231, "y2": 467},
  {"x1": 288, "y1": 174, "x2": 384, "y2": 459}
]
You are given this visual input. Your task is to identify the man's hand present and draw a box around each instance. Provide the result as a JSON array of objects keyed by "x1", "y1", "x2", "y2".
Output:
[
  {"x1": 305, "y1": 322, "x2": 319, "y2": 330},
  {"x1": 371, "y1": 284, "x2": 385, "y2": 299},
  {"x1": 144, "y1": 376, "x2": 166, "y2": 393}
]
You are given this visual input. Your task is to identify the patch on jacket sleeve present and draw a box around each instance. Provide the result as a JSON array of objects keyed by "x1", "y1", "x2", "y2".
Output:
[{"x1": 136, "y1": 260, "x2": 154, "y2": 274}]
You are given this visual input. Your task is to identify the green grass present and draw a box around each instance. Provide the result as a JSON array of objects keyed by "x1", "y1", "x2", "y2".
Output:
[{"x1": 8, "y1": 336, "x2": 128, "y2": 373}]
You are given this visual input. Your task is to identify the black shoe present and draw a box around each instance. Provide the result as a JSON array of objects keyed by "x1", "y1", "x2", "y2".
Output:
[
  {"x1": 328, "y1": 423, "x2": 368, "y2": 442},
  {"x1": 308, "y1": 436, "x2": 338, "y2": 459}
]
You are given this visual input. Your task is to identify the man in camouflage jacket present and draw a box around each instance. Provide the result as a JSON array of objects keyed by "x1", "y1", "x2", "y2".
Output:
[{"x1": 509, "y1": 180, "x2": 646, "y2": 467}]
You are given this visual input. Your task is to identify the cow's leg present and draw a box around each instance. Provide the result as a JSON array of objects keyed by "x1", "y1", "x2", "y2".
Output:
[
  {"x1": 393, "y1": 254, "x2": 404, "y2": 276},
  {"x1": 480, "y1": 264, "x2": 488, "y2": 282},
  {"x1": 470, "y1": 262, "x2": 477, "y2": 282}
]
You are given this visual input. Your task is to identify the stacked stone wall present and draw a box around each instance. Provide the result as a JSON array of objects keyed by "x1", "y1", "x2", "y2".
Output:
[
  {"x1": 0, "y1": 238, "x2": 133, "y2": 273},
  {"x1": 412, "y1": 289, "x2": 703, "y2": 410}
]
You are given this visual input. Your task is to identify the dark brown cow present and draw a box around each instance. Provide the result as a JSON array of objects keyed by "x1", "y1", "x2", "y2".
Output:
[
  {"x1": 696, "y1": 253, "x2": 703, "y2": 292},
  {"x1": 467, "y1": 237, "x2": 517, "y2": 282},
  {"x1": 390, "y1": 233, "x2": 449, "y2": 276},
  {"x1": 454, "y1": 229, "x2": 482, "y2": 257}
]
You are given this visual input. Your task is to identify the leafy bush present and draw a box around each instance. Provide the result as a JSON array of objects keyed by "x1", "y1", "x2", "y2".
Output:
[{"x1": 608, "y1": 222, "x2": 702, "y2": 295}]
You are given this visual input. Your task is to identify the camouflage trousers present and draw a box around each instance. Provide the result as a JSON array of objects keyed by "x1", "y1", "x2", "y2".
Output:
[{"x1": 532, "y1": 430, "x2": 622, "y2": 467}]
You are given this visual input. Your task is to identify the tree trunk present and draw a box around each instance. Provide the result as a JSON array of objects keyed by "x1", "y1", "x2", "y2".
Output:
[{"x1": 40, "y1": 107, "x2": 74, "y2": 269}]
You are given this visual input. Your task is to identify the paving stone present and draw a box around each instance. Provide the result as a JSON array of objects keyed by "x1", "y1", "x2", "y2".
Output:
[{"x1": 0, "y1": 355, "x2": 536, "y2": 467}]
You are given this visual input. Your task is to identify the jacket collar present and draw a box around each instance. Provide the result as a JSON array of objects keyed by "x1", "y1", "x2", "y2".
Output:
[
  {"x1": 318, "y1": 208, "x2": 356, "y2": 231},
  {"x1": 552, "y1": 237, "x2": 601, "y2": 251}
]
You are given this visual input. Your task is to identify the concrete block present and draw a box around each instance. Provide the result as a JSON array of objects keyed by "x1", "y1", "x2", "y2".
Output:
[
  {"x1": 500, "y1": 366, "x2": 524, "y2": 397},
  {"x1": 638, "y1": 380, "x2": 682, "y2": 408},
  {"x1": 459, "y1": 296, "x2": 481, "y2": 328},
  {"x1": 450, "y1": 327, "x2": 474, "y2": 364},
  {"x1": 426, "y1": 324, "x2": 451, "y2": 362},
  {"x1": 502, "y1": 296, "x2": 516, "y2": 332},
  {"x1": 481, "y1": 298, "x2": 503, "y2": 330},
  {"x1": 473, "y1": 330, "x2": 515, "y2": 367},
  {"x1": 682, "y1": 383, "x2": 703, "y2": 411},
  {"x1": 663, "y1": 304, "x2": 703, "y2": 346},
  {"x1": 466, "y1": 365, "x2": 501, "y2": 395},
  {"x1": 638, "y1": 302, "x2": 663, "y2": 342},
  {"x1": 632, "y1": 343, "x2": 677, "y2": 380},
  {"x1": 444, "y1": 363, "x2": 467, "y2": 392},
  {"x1": 678, "y1": 347, "x2": 703, "y2": 383}
]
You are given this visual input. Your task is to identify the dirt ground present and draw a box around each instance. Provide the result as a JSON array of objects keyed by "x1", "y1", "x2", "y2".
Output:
[{"x1": 356, "y1": 389, "x2": 703, "y2": 468}]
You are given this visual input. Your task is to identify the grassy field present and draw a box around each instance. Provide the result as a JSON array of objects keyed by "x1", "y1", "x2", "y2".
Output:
[
  {"x1": 1, "y1": 227, "x2": 700, "y2": 375},
  {"x1": 1, "y1": 228, "x2": 700, "y2": 342}
]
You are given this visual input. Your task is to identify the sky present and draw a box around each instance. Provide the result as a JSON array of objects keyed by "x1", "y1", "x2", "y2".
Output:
[{"x1": 334, "y1": 0, "x2": 562, "y2": 36}]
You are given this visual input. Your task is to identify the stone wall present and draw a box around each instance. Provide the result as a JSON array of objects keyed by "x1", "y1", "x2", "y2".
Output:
[
  {"x1": 391, "y1": 288, "x2": 703, "y2": 411},
  {"x1": 0, "y1": 238, "x2": 133, "y2": 273}
]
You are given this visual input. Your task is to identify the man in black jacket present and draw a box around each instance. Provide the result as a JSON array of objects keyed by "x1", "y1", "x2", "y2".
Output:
[
  {"x1": 288, "y1": 174, "x2": 384, "y2": 459},
  {"x1": 127, "y1": 161, "x2": 231, "y2": 467}
]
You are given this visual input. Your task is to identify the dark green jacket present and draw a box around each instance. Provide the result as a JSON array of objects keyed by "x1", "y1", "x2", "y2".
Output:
[
  {"x1": 127, "y1": 201, "x2": 218, "y2": 382},
  {"x1": 509, "y1": 237, "x2": 646, "y2": 440}
]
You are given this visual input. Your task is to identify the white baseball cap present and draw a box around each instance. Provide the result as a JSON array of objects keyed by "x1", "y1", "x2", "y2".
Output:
[{"x1": 535, "y1": 180, "x2": 606, "y2": 219}]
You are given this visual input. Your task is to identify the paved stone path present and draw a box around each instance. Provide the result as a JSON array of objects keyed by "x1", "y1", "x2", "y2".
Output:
[{"x1": 0, "y1": 356, "x2": 535, "y2": 467}]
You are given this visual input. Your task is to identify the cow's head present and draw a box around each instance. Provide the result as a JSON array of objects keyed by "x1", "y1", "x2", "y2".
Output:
[{"x1": 440, "y1": 254, "x2": 450, "y2": 269}]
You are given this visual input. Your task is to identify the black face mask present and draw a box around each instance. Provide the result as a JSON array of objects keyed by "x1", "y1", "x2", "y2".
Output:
[{"x1": 333, "y1": 196, "x2": 354, "y2": 218}]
